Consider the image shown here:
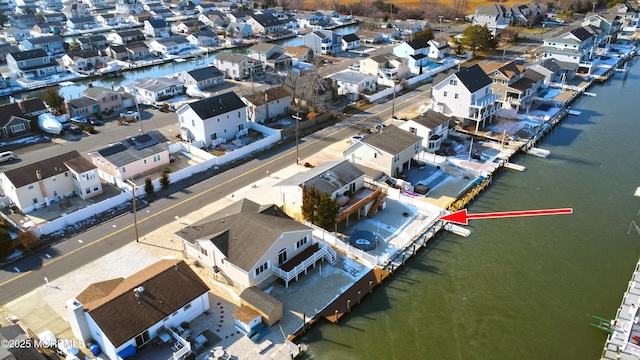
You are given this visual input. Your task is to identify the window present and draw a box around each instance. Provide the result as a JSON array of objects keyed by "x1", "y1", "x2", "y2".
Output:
[
  {"x1": 394, "y1": 155, "x2": 400, "y2": 162},
  {"x1": 449, "y1": 79, "x2": 457, "y2": 86},
  {"x1": 10, "y1": 123, "x2": 25, "y2": 132},
  {"x1": 443, "y1": 91, "x2": 447, "y2": 97},
  {"x1": 65, "y1": 172, "x2": 68, "y2": 177},
  {"x1": 143, "y1": 159, "x2": 147, "y2": 165},
  {"x1": 28, "y1": 185, "x2": 34, "y2": 190},
  {"x1": 183, "y1": 303, "x2": 192, "y2": 311},
  {"x1": 409, "y1": 127, "x2": 417, "y2": 134},
  {"x1": 454, "y1": 93, "x2": 458, "y2": 99},
  {"x1": 296, "y1": 237, "x2": 308, "y2": 249},
  {"x1": 85, "y1": 188, "x2": 90, "y2": 194},
  {"x1": 33, "y1": 198, "x2": 37, "y2": 204},
  {"x1": 153, "y1": 154, "x2": 161, "y2": 163},
  {"x1": 210, "y1": 133, "x2": 217, "y2": 140},
  {"x1": 238, "y1": 123, "x2": 244, "y2": 131},
  {"x1": 93, "y1": 185, "x2": 99, "y2": 191},
  {"x1": 122, "y1": 166, "x2": 126, "y2": 173},
  {"x1": 201, "y1": 247, "x2": 208, "y2": 256},
  {"x1": 238, "y1": 111, "x2": 241, "y2": 117},
  {"x1": 191, "y1": 119, "x2": 195, "y2": 126},
  {"x1": 255, "y1": 262, "x2": 268, "y2": 276}
]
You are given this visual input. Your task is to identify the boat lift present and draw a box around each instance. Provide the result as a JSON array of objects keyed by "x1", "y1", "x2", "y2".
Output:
[{"x1": 590, "y1": 315, "x2": 614, "y2": 334}]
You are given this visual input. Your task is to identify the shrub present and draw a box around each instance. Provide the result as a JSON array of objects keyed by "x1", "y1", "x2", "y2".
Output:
[
  {"x1": 160, "y1": 172, "x2": 170, "y2": 189},
  {"x1": 144, "y1": 177, "x2": 154, "y2": 195}
]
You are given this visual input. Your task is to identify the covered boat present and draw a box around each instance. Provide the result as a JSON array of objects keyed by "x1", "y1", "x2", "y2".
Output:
[{"x1": 38, "y1": 113, "x2": 63, "y2": 135}]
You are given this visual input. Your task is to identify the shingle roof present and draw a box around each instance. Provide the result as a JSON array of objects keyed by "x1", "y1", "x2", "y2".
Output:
[
  {"x1": 342, "y1": 33, "x2": 360, "y2": 42},
  {"x1": 570, "y1": 27, "x2": 593, "y2": 41},
  {"x1": 9, "y1": 49, "x2": 48, "y2": 61},
  {"x1": 406, "y1": 38, "x2": 428, "y2": 50},
  {"x1": 64, "y1": 155, "x2": 97, "y2": 174},
  {"x1": 250, "y1": 13, "x2": 282, "y2": 27},
  {"x1": 126, "y1": 77, "x2": 183, "y2": 92},
  {"x1": 186, "y1": 66, "x2": 223, "y2": 81},
  {"x1": 81, "y1": 86, "x2": 119, "y2": 100},
  {"x1": 79, "y1": 259, "x2": 209, "y2": 348},
  {"x1": 66, "y1": 49, "x2": 101, "y2": 59},
  {"x1": 157, "y1": 35, "x2": 190, "y2": 45},
  {"x1": 410, "y1": 110, "x2": 451, "y2": 129},
  {"x1": 3, "y1": 151, "x2": 89, "y2": 188},
  {"x1": 243, "y1": 86, "x2": 291, "y2": 106},
  {"x1": 454, "y1": 64, "x2": 492, "y2": 93},
  {"x1": 329, "y1": 70, "x2": 376, "y2": 83},
  {"x1": 94, "y1": 130, "x2": 169, "y2": 167},
  {"x1": 68, "y1": 97, "x2": 98, "y2": 108},
  {"x1": 176, "y1": 199, "x2": 311, "y2": 272},
  {"x1": 146, "y1": 19, "x2": 169, "y2": 28},
  {"x1": 18, "y1": 98, "x2": 46, "y2": 114},
  {"x1": 187, "y1": 92, "x2": 246, "y2": 120},
  {"x1": 360, "y1": 124, "x2": 421, "y2": 155},
  {"x1": 117, "y1": 29, "x2": 144, "y2": 38},
  {"x1": 215, "y1": 52, "x2": 246, "y2": 63},
  {"x1": 0, "y1": 103, "x2": 24, "y2": 128},
  {"x1": 274, "y1": 160, "x2": 364, "y2": 195},
  {"x1": 239, "y1": 287, "x2": 282, "y2": 316}
]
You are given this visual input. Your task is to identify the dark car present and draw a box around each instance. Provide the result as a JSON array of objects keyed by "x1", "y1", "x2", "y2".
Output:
[
  {"x1": 68, "y1": 124, "x2": 82, "y2": 134},
  {"x1": 88, "y1": 118, "x2": 104, "y2": 126}
]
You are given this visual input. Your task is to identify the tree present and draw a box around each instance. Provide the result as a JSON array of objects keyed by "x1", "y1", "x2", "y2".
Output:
[
  {"x1": 301, "y1": 185, "x2": 320, "y2": 223},
  {"x1": 316, "y1": 192, "x2": 339, "y2": 230},
  {"x1": 44, "y1": 87, "x2": 66, "y2": 115},
  {"x1": 160, "y1": 172, "x2": 170, "y2": 189},
  {"x1": 414, "y1": 28, "x2": 435, "y2": 42},
  {"x1": 144, "y1": 177, "x2": 154, "y2": 195},
  {"x1": 459, "y1": 24, "x2": 498, "y2": 53},
  {"x1": 18, "y1": 231, "x2": 39, "y2": 253}
]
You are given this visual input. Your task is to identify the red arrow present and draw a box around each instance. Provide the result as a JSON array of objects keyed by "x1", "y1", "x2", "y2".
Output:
[{"x1": 439, "y1": 208, "x2": 573, "y2": 225}]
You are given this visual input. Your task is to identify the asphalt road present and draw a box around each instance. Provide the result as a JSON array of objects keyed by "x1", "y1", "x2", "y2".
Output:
[{"x1": 0, "y1": 85, "x2": 426, "y2": 305}]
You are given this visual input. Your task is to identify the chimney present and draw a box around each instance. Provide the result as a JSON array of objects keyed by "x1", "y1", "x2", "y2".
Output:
[{"x1": 36, "y1": 170, "x2": 42, "y2": 180}]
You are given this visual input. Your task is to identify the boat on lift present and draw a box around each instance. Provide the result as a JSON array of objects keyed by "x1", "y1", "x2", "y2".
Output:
[{"x1": 38, "y1": 113, "x2": 63, "y2": 135}]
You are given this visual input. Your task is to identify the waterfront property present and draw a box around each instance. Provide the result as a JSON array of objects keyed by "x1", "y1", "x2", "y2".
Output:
[
  {"x1": 397, "y1": 110, "x2": 451, "y2": 152},
  {"x1": 241, "y1": 86, "x2": 292, "y2": 124},
  {"x1": 122, "y1": 77, "x2": 185, "y2": 104},
  {"x1": 7, "y1": 49, "x2": 58, "y2": 78}
]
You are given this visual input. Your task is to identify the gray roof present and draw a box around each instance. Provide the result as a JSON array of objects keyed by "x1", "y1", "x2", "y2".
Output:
[
  {"x1": 68, "y1": 97, "x2": 98, "y2": 108},
  {"x1": 25, "y1": 35, "x2": 63, "y2": 44},
  {"x1": 186, "y1": 66, "x2": 223, "y2": 81},
  {"x1": 239, "y1": 287, "x2": 282, "y2": 315},
  {"x1": 9, "y1": 49, "x2": 48, "y2": 60},
  {"x1": 454, "y1": 64, "x2": 492, "y2": 93},
  {"x1": 3, "y1": 151, "x2": 91, "y2": 188},
  {"x1": 126, "y1": 77, "x2": 183, "y2": 92},
  {"x1": 248, "y1": 42, "x2": 279, "y2": 53},
  {"x1": 81, "y1": 86, "x2": 119, "y2": 100},
  {"x1": 177, "y1": 199, "x2": 311, "y2": 272},
  {"x1": 215, "y1": 52, "x2": 246, "y2": 63},
  {"x1": 146, "y1": 19, "x2": 169, "y2": 28},
  {"x1": 360, "y1": 124, "x2": 422, "y2": 155},
  {"x1": 95, "y1": 130, "x2": 169, "y2": 167},
  {"x1": 410, "y1": 110, "x2": 451, "y2": 129},
  {"x1": 329, "y1": 70, "x2": 376, "y2": 83},
  {"x1": 274, "y1": 160, "x2": 364, "y2": 195},
  {"x1": 250, "y1": 13, "x2": 282, "y2": 27},
  {"x1": 187, "y1": 92, "x2": 245, "y2": 120},
  {"x1": 156, "y1": 35, "x2": 190, "y2": 45},
  {"x1": 0, "y1": 325, "x2": 46, "y2": 360},
  {"x1": 342, "y1": 33, "x2": 360, "y2": 42}
]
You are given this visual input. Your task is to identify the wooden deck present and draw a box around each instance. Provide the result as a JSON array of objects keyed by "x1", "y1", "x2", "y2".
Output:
[{"x1": 280, "y1": 243, "x2": 319, "y2": 272}]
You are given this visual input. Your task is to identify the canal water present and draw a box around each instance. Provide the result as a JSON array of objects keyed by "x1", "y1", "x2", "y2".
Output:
[{"x1": 300, "y1": 62, "x2": 640, "y2": 359}]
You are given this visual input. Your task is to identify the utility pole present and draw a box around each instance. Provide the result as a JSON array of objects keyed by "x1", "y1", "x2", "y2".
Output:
[
  {"x1": 126, "y1": 179, "x2": 139, "y2": 242},
  {"x1": 292, "y1": 113, "x2": 302, "y2": 164},
  {"x1": 135, "y1": 96, "x2": 143, "y2": 133}
]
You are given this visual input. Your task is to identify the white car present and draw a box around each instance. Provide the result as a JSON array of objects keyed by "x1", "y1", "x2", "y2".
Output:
[{"x1": 120, "y1": 111, "x2": 139, "y2": 121}]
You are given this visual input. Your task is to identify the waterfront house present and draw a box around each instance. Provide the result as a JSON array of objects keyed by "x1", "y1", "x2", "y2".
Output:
[
  {"x1": 66, "y1": 16, "x2": 98, "y2": 30},
  {"x1": 355, "y1": 30, "x2": 384, "y2": 44},
  {"x1": 303, "y1": 30, "x2": 342, "y2": 55},
  {"x1": 328, "y1": 71, "x2": 377, "y2": 96},
  {"x1": 177, "y1": 66, "x2": 225, "y2": 90},
  {"x1": 605, "y1": 3, "x2": 640, "y2": 30},
  {"x1": 124, "y1": 42, "x2": 151, "y2": 61},
  {"x1": 41, "y1": 12, "x2": 67, "y2": 24},
  {"x1": 127, "y1": 12, "x2": 153, "y2": 25},
  {"x1": 246, "y1": 13, "x2": 285, "y2": 35},
  {"x1": 9, "y1": 13, "x2": 38, "y2": 28},
  {"x1": 274, "y1": 160, "x2": 366, "y2": 219},
  {"x1": 196, "y1": 3, "x2": 217, "y2": 13},
  {"x1": 526, "y1": 58, "x2": 578, "y2": 83},
  {"x1": 143, "y1": 1, "x2": 166, "y2": 11},
  {"x1": 0, "y1": 28, "x2": 32, "y2": 43},
  {"x1": 359, "y1": 53, "x2": 410, "y2": 82},
  {"x1": 226, "y1": 21, "x2": 253, "y2": 39},
  {"x1": 541, "y1": 26, "x2": 598, "y2": 74},
  {"x1": 241, "y1": 86, "x2": 291, "y2": 123},
  {"x1": 283, "y1": 45, "x2": 311, "y2": 62},
  {"x1": 479, "y1": 60, "x2": 545, "y2": 112},
  {"x1": 144, "y1": 19, "x2": 172, "y2": 38},
  {"x1": 228, "y1": 10, "x2": 255, "y2": 23},
  {"x1": 61, "y1": 50, "x2": 107, "y2": 72},
  {"x1": 84, "y1": 0, "x2": 110, "y2": 10},
  {"x1": 81, "y1": 86, "x2": 124, "y2": 113},
  {"x1": 67, "y1": 97, "x2": 99, "y2": 118},
  {"x1": 0, "y1": 150, "x2": 102, "y2": 213},
  {"x1": 21, "y1": 35, "x2": 65, "y2": 55},
  {"x1": 0, "y1": 43, "x2": 19, "y2": 64},
  {"x1": 199, "y1": 11, "x2": 229, "y2": 28},
  {"x1": 246, "y1": 43, "x2": 291, "y2": 71},
  {"x1": 343, "y1": 124, "x2": 422, "y2": 178},
  {"x1": 431, "y1": 64, "x2": 499, "y2": 132},
  {"x1": 176, "y1": 91, "x2": 247, "y2": 146},
  {"x1": 95, "y1": 13, "x2": 126, "y2": 26},
  {"x1": 214, "y1": 52, "x2": 263, "y2": 80},
  {"x1": 122, "y1": 77, "x2": 185, "y2": 104},
  {"x1": 172, "y1": 20, "x2": 208, "y2": 34},
  {"x1": 64, "y1": 2, "x2": 91, "y2": 18},
  {"x1": 341, "y1": 33, "x2": 361, "y2": 51},
  {"x1": 186, "y1": 30, "x2": 219, "y2": 47},
  {"x1": 582, "y1": 12, "x2": 622, "y2": 43},
  {"x1": 110, "y1": 29, "x2": 146, "y2": 45},
  {"x1": 511, "y1": 3, "x2": 541, "y2": 26},
  {"x1": 149, "y1": 36, "x2": 194, "y2": 55},
  {"x1": 375, "y1": 27, "x2": 402, "y2": 42},
  {"x1": 89, "y1": 130, "x2": 170, "y2": 183},
  {"x1": 75, "y1": 34, "x2": 108, "y2": 50},
  {"x1": 32, "y1": 24, "x2": 60, "y2": 35},
  {"x1": 66, "y1": 259, "x2": 210, "y2": 360},
  {"x1": 18, "y1": 98, "x2": 47, "y2": 118},
  {"x1": 398, "y1": 110, "x2": 451, "y2": 152},
  {"x1": 171, "y1": 2, "x2": 197, "y2": 16},
  {"x1": 472, "y1": 4, "x2": 511, "y2": 36},
  {"x1": 106, "y1": 45, "x2": 129, "y2": 61},
  {"x1": 309, "y1": 10, "x2": 338, "y2": 26},
  {"x1": 176, "y1": 198, "x2": 326, "y2": 290},
  {"x1": 151, "y1": 7, "x2": 174, "y2": 19},
  {"x1": 393, "y1": 38, "x2": 430, "y2": 75},
  {"x1": 7, "y1": 49, "x2": 58, "y2": 78},
  {"x1": 0, "y1": 103, "x2": 31, "y2": 139}
]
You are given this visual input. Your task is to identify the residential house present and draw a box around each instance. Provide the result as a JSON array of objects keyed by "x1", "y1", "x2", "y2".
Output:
[
  {"x1": 309, "y1": 10, "x2": 338, "y2": 26},
  {"x1": 110, "y1": 29, "x2": 146, "y2": 45},
  {"x1": 214, "y1": 52, "x2": 263, "y2": 80},
  {"x1": 199, "y1": 11, "x2": 229, "y2": 28},
  {"x1": 66, "y1": 259, "x2": 210, "y2": 360},
  {"x1": 342, "y1": 124, "x2": 422, "y2": 178},
  {"x1": 67, "y1": 97, "x2": 99, "y2": 117},
  {"x1": 186, "y1": 30, "x2": 219, "y2": 47},
  {"x1": 472, "y1": 4, "x2": 511, "y2": 36},
  {"x1": 582, "y1": 12, "x2": 622, "y2": 43},
  {"x1": 273, "y1": 160, "x2": 366, "y2": 218},
  {"x1": 41, "y1": 12, "x2": 67, "y2": 24},
  {"x1": 228, "y1": 10, "x2": 254, "y2": 23},
  {"x1": 127, "y1": 12, "x2": 153, "y2": 25},
  {"x1": 398, "y1": 110, "x2": 451, "y2": 152},
  {"x1": 355, "y1": 30, "x2": 384, "y2": 44},
  {"x1": 329, "y1": 71, "x2": 377, "y2": 96},
  {"x1": 178, "y1": 66, "x2": 225, "y2": 90},
  {"x1": 7, "y1": 49, "x2": 58, "y2": 78},
  {"x1": 246, "y1": 13, "x2": 285, "y2": 35},
  {"x1": 106, "y1": 45, "x2": 129, "y2": 61},
  {"x1": 246, "y1": 43, "x2": 291, "y2": 71},
  {"x1": 176, "y1": 91, "x2": 247, "y2": 146},
  {"x1": 479, "y1": 60, "x2": 544, "y2": 111},
  {"x1": 374, "y1": 27, "x2": 402, "y2": 42},
  {"x1": 81, "y1": 86, "x2": 124, "y2": 113},
  {"x1": 359, "y1": 53, "x2": 410, "y2": 82},
  {"x1": 95, "y1": 13, "x2": 126, "y2": 26},
  {"x1": 64, "y1": 2, "x2": 91, "y2": 18},
  {"x1": 143, "y1": 1, "x2": 165, "y2": 11},
  {"x1": 9, "y1": 13, "x2": 38, "y2": 28},
  {"x1": 172, "y1": 20, "x2": 208, "y2": 34},
  {"x1": 0, "y1": 150, "x2": 102, "y2": 213},
  {"x1": 394, "y1": 19, "x2": 429, "y2": 36},
  {"x1": 0, "y1": 103, "x2": 31, "y2": 139},
  {"x1": 241, "y1": 86, "x2": 291, "y2": 123},
  {"x1": 0, "y1": 43, "x2": 19, "y2": 64},
  {"x1": 61, "y1": 50, "x2": 107, "y2": 72},
  {"x1": 511, "y1": 3, "x2": 541, "y2": 26},
  {"x1": 431, "y1": 64, "x2": 499, "y2": 131},
  {"x1": 606, "y1": 2, "x2": 640, "y2": 30},
  {"x1": 0, "y1": 28, "x2": 32, "y2": 43},
  {"x1": 18, "y1": 98, "x2": 47, "y2": 117},
  {"x1": 84, "y1": 0, "x2": 110, "y2": 9},
  {"x1": 124, "y1": 42, "x2": 151, "y2": 61},
  {"x1": 123, "y1": 77, "x2": 185, "y2": 104},
  {"x1": 393, "y1": 38, "x2": 430, "y2": 74},
  {"x1": 226, "y1": 22, "x2": 252, "y2": 39},
  {"x1": 284, "y1": 45, "x2": 311, "y2": 62},
  {"x1": 176, "y1": 198, "x2": 325, "y2": 290},
  {"x1": 303, "y1": 30, "x2": 342, "y2": 55},
  {"x1": 151, "y1": 7, "x2": 174, "y2": 19},
  {"x1": 541, "y1": 26, "x2": 598, "y2": 74},
  {"x1": 171, "y1": 2, "x2": 197, "y2": 16},
  {"x1": 427, "y1": 38, "x2": 450, "y2": 60},
  {"x1": 32, "y1": 24, "x2": 58, "y2": 35},
  {"x1": 149, "y1": 36, "x2": 194, "y2": 55},
  {"x1": 526, "y1": 57, "x2": 578, "y2": 83},
  {"x1": 90, "y1": 130, "x2": 170, "y2": 182},
  {"x1": 66, "y1": 16, "x2": 98, "y2": 30},
  {"x1": 341, "y1": 33, "x2": 361, "y2": 51},
  {"x1": 75, "y1": 34, "x2": 108, "y2": 50},
  {"x1": 144, "y1": 19, "x2": 172, "y2": 38},
  {"x1": 196, "y1": 2, "x2": 217, "y2": 13},
  {"x1": 21, "y1": 35, "x2": 65, "y2": 54}
]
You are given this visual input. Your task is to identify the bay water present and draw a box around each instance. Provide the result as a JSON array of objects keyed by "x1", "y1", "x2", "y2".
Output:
[{"x1": 301, "y1": 61, "x2": 640, "y2": 359}]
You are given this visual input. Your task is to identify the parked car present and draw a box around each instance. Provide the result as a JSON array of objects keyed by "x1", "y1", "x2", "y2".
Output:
[
  {"x1": 68, "y1": 124, "x2": 82, "y2": 135},
  {"x1": 88, "y1": 117, "x2": 104, "y2": 126},
  {"x1": 120, "y1": 111, "x2": 139, "y2": 121},
  {"x1": 71, "y1": 116, "x2": 87, "y2": 124},
  {"x1": 0, "y1": 151, "x2": 16, "y2": 163}
]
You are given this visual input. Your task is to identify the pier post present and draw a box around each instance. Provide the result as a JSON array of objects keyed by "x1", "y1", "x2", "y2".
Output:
[
  {"x1": 358, "y1": 290, "x2": 362, "y2": 304},
  {"x1": 413, "y1": 244, "x2": 416, "y2": 255},
  {"x1": 302, "y1": 313, "x2": 306, "y2": 333},
  {"x1": 402, "y1": 253, "x2": 405, "y2": 265},
  {"x1": 334, "y1": 309, "x2": 339, "y2": 323},
  {"x1": 347, "y1": 299, "x2": 351, "y2": 312},
  {"x1": 369, "y1": 280, "x2": 373, "y2": 294}
]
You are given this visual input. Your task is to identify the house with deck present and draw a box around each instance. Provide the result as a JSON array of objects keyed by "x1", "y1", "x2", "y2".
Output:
[
  {"x1": 431, "y1": 64, "x2": 499, "y2": 132},
  {"x1": 89, "y1": 130, "x2": 170, "y2": 183},
  {"x1": 398, "y1": 110, "x2": 451, "y2": 152},
  {"x1": 122, "y1": 77, "x2": 185, "y2": 104},
  {"x1": 7, "y1": 49, "x2": 58, "y2": 78},
  {"x1": 472, "y1": 4, "x2": 511, "y2": 36},
  {"x1": 359, "y1": 53, "x2": 410, "y2": 82},
  {"x1": 176, "y1": 91, "x2": 247, "y2": 147},
  {"x1": 428, "y1": 38, "x2": 451, "y2": 60},
  {"x1": 66, "y1": 259, "x2": 210, "y2": 360},
  {"x1": 81, "y1": 86, "x2": 125, "y2": 113},
  {"x1": 149, "y1": 36, "x2": 194, "y2": 55},
  {"x1": 343, "y1": 125, "x2": 422, "y2": 178},
  {"x1": 61, "y1": 50, "x2": 107, "y2": 72},
  {"x1": 176, "y1": 198, "x2": 335, "y2": 289},
  {"x1": 246, "y1": 43, "x2": 291, "y2": 71},
  {"x1": 110, "y1": 29, "x2": 146, "y2": 45},
  {"x1": 75, "y1": 34, "x2": 108, "y2": 50},
  {"x1": 393, "y1": 38, "x2": 430, "y2": 75},
  {"x1": 144, "y1": 19, "x2": 172, "y2": 38},
  {"x1": 303, "y1": 30, "x2": 342, "y2": 55},
  {"x1": 341, "y1": 33, "x2": 361, "y2": 51},
  {"x1": 328, "y1": 71, "x2": 377, "y2": 96},
  {"x1": 241, "y1": 86, "x2": 291, "y2": 123},
  {"x1": 0, "y1": 151, "x2": 102, "y2": 213},
  {"x1": 246, "y1": 13, "x2": 285, "y2": 35},
  {"x1": 67, "y1": 97, "x2": 99, "y2": 118},
  {"x1": 541, "y1": 26, "x2": 598, "y2": 74},
  {"x1": 186, "y1": 30, "x2": 219, "y2": 47},
  {"x1": 21, "y1": 35, "x2": 65, "y2": 54},
  {"x1": 479, "y1": 60, "x2": 545, "y2": 112},
  {"x1": 283, "y1": 45, "x2": 311, "y2": 62}
]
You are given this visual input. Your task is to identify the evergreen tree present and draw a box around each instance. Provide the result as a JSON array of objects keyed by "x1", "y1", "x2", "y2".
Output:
[
  {"x1": 44, "y1": 87, "x2": 66, "y2": 115},
  {"x1": 316, "y1": 192, "x2": 339, "y2": 230},
  {"x1": 459, "y1": 24, "x2": 498, "y2": 53},
  {"x1": 301, "y1": 185, "x2": 319, "y2": 223},
  {"x1": 160, "y1": 172, "x2": 170, "y2": 189},
  {"x1": 144, "y1": 177, "x2": 154, "y2": 195}
]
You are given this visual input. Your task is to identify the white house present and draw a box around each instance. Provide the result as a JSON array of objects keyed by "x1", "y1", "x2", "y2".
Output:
[
  {"x1": 431, "y1": 64, "x2": 499, "y2": 131},
  {"x1": 392, "y1": 38, "x2": 430, "y2": 74},
  {"x1": 177, "y1": 91, "x2": 247, "y2": 147},
  {"x1": 178, "y1": 66, "x2": 225, "y2": 90},
  {"x1": 60, "y1": 49, "x2": 107, "y2": 72},
  {"x1": 341, "y1": 33, "x2": 361, "y2": 51},
  {"x1": 149, "y1": 36, "x2": 194, "y2": 55},
  {"x1": 472, "y1": 4, "x2": 511, "y2": 36},
  {"x1": 0, "y1": 150, "x2": 102, "y2": 213},
  {"x1": 328, "y1": 71, "x2": 377, "y2": 96},
  {"x1": 214, "y1": 52, "x2": 263, "y2": 80},
  {"x1": 143, "y1": 19, "x2": 171, "y2": 38},
  {"x1": 66, "y1": 259, "x2": 210, "y2": 360},
  {"x1": 428, "y1": 38, "x2": 451, "y2": 60},
  {"x1": 303, "y1": 30, "x2": 342, "y2": 55},
  {"x1": 241, "y1": 86, "x2": 291, "y2": 123},
  {"x1": 398, "y1": 110, "x2": 451, "y2": 152},
  {"x1": 122, "y1": 77, "x2": 185, "y2": 104}
]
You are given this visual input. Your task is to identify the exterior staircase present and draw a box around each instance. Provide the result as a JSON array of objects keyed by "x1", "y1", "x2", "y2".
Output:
[{"x1": 367, "y1": 189, "x2": 387, "y2": 217}]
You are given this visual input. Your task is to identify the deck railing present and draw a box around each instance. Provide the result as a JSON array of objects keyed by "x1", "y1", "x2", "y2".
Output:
[{"x1": 272, "y1": 245, "x2": 336, "y2": 284}]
